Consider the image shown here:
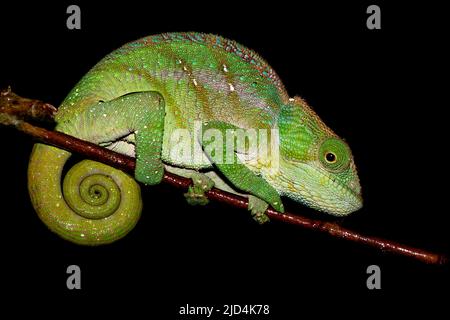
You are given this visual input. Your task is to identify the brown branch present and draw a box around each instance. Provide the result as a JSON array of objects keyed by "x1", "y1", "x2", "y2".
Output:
[{"x1": 1, "y1": 88, "x2": 447, "y2": 265}]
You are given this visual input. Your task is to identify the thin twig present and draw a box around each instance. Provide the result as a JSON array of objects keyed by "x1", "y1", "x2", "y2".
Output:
[{"x1": 1, "y1": 89, "x2": 447, "y2": 265}]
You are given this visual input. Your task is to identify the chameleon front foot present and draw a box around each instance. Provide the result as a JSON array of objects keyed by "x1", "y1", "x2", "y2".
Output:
[
  {"x1": 248, "y1": 195, "x2": 270, "y2": 224},
  {"x1": 184, "y1": 172, "x2": 214, "y2": 206}
]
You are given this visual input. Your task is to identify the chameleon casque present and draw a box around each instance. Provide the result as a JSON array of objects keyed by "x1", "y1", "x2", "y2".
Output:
[{"x1": 28, "y1": 32, "x2": 363, "y2": 245}]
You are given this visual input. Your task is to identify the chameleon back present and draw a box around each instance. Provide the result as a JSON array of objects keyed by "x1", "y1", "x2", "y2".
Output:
[{"x1": 56, "y1": 33, "x2": 290, "y2": 132}]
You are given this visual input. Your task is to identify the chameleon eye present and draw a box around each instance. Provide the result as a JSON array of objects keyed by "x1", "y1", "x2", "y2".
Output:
[
  {"x1": 325, "y1": 152, "x2": 336, "y2": 163},
  {"x1": 319, "y1": 137, "x2": 351, "y2": 172}
]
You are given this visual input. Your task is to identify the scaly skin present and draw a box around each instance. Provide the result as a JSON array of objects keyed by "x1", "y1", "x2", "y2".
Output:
[
  {"x1": 28, "y1": 32, "x2": 363, "y2": 245},
  {"x1": 28, "y1": 146, "x2": 142, "y2": 244}
]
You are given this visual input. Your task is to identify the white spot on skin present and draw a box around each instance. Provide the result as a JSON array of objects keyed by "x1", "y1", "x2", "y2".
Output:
[{"x1": 192, "y1": 69, "x2": 228, "y2": 91}]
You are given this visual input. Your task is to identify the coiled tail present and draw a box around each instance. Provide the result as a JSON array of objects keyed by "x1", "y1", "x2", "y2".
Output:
[{"x1": 28, "y1": 143, "x2": 143, "y2": 245}]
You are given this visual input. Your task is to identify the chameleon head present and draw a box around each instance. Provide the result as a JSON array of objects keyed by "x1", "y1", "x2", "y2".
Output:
[{"x1": 274, "y1": 97, "x2": 363, "y2": 216}]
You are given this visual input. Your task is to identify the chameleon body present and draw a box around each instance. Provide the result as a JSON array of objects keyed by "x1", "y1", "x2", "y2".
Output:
[{"x1": 28, "y1": 32, "x2": 362, "y2": 245}]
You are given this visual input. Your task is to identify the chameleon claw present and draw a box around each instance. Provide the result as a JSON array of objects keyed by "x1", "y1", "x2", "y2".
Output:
[
  {"x1": 248, "y1": 195, "x2": 270, "y2": 224},
  {"x1": 184, "y1": 185, "x2": 210, "y2": 206},
  {"x1": 252, "y1": 211, "x2": 270, "y2": 224},
  {"x1": 184, "y1": 173, "x2": 214, "y2": 206}
]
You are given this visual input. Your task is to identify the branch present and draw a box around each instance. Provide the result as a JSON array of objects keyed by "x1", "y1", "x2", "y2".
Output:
[{"x1": 1, "y1": 88, "x2": 447, "y2": 265}]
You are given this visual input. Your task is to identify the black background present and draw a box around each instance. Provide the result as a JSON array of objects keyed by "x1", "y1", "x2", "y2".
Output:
[{"x1": 0, "y1": 0, "x2": 448, "y2": 316}]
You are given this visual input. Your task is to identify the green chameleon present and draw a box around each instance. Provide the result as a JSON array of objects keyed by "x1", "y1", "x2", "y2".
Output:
[{"x1": 28, "y1": 32, "x2": 362, "y2": 245}]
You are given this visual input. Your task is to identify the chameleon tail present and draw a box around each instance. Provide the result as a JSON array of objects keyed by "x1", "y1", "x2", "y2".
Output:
[{"x1": 28, "y1": 143, "x2": 143, "y2": 245}]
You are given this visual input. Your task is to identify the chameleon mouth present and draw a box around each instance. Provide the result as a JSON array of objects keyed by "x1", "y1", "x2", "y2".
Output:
[
  {"x1": 329, "y1": 187, "x2": 363, "y2": 216},
  {"x1": 308, "y1": 167, "x2": 363, "y2": 216},
  {"x1": 277, "y1": 162, "x2": 363, "y2": 216},
  {"x1": 315, "y1": 177, "x2": 362, "y2": 216},
  {"x1": 299, "y1": 182, "x2": 362, "y2": 216}
]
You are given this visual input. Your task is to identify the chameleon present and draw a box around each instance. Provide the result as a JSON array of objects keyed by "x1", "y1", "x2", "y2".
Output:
[{"x1": 27, "y1": 32, "x2": 363, "y2": 245}]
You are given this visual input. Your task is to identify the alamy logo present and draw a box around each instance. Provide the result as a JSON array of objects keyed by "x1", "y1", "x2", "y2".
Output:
[
  {"x1": 169, "y1": 121, "x2": 280, "y2": 171},
  {"x1": 66, "y1": 265, "x2": 81, "y2": 290},
  {"x1": 366, "y1": 5, "x2": 381, "y2": 30},
  {"x1": 66, "y1": 5, "x2": 81, "y2": 30},
  {"x1": 366, "y1": 264, "x2": 381, "y2": 290}
]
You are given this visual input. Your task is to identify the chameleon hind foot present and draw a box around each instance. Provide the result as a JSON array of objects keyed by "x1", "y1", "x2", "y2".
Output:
[
  {"x1": 184, "y1": 172, "x2": 214, "y2": 206},
  {"x1": 248, "y1": 195, "x2": 270, "y2": 224}
]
